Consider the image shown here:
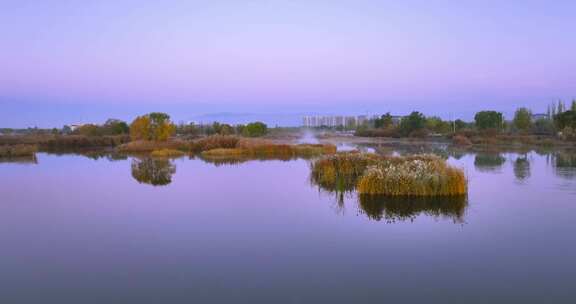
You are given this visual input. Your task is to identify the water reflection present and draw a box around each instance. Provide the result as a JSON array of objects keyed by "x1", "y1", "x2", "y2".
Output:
[
  {"x1": 474, "y1": 153, "x2": 506, "y2": 173},
  {"x1": 358, "y1": 195, "x2": 468, "y2": 223},
  {"x1": 513, "y1": 155, "x2": 531, "y2": 182},
  {"x1": 551, "y1": 152, "x2": 576, "y2": 180},
  {"x1": 45, "y1": 149, "x2": 128, "y2": 161},
  {"x1": 0, "y1": 155, "x2": 37, "y2": 164},
  {"x1": 131, "y1": 158, "x2": 176, "y2": 186}
]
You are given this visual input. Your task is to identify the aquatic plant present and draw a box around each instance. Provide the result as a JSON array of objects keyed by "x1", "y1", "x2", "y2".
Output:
[
  {"x1": 117, "y1": 140, "x2": 188, "y2": 153},
  {"x1": 150, "y1": 149, "x2": 186, "y2": 158},
  {"x1": 310, "y1": 153, "x2": 381, "y2": 193},
  {"x1": 200, "y1": 140, "x2": 336, "y2": 160},
  {"x1": 311, "y1": 153, "x2": 467, "y2": 197},
  {"x1": 357, "y1": 155, "x2": 467, "y2": 196},
  {"x1": 190, "y1": 135, "x2": 240, "y2": 153},
  {"x1": 43, "y1": 135, "x2": 130, "y2": 149},
  {"x1": 0, "y1": 144, "x2": 37, "y2": 157}
]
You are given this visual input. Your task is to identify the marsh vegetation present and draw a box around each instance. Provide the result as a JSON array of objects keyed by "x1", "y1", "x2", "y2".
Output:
[
  {"x1": 0, "y1": 144, "x2": 37, "y2": 158},
  {"x1": 311, "y1": 153, "x2": 467, "y2": 197}
]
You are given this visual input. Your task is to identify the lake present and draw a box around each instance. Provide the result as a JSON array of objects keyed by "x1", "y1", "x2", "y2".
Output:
[{"x1": 1, "y1": 144, "x2": 575, "y2": 303}]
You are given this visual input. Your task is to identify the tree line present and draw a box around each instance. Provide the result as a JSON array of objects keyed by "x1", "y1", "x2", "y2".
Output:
[{"x1": 357, "y1": 100, "x2": 576, "y2": 139}]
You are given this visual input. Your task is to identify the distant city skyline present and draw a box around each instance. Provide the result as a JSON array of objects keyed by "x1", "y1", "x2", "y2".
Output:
[{"x1": 2, "y1": 0, "x2": 575, "y2": 127}]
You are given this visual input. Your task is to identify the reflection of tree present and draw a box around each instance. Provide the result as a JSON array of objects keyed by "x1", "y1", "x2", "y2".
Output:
[
  {"x1": 513, "y1": 155, "x2": 531, "y2": 181},
  {"x1": 131, "y1": 158, "x2": 176, "y2": 186},
  {"x1": 474, "y1": 153, "x2": 505, "y2": 172},
  {"x1": 358, "y1": 195, "x2": 468, "y2": 223},
  {"x1": 551, "y1": 152, "x2": 576, "y2": 180}
]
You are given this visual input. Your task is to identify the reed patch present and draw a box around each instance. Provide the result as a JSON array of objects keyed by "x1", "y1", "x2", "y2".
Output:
[
  {"x1": 311, "y1": 153, "x2": 467, "y2": 197},
  {"x1": 0, "y1": 144, "x2": 37, "y2": 158}
]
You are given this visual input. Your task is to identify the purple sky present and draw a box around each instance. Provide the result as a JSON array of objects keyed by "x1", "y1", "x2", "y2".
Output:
[{"x1": 1, "y1": 0, "x2": 575, "y2": 127}]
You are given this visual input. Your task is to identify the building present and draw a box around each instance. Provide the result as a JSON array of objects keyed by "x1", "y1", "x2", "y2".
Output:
[{"x1": 531, "y1": 113, "x2": 549, "y2": 122}]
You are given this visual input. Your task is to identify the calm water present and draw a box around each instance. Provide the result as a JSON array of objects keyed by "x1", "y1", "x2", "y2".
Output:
[{"x1": 1, "y1": 146, "x2": 576, "y2": 303}]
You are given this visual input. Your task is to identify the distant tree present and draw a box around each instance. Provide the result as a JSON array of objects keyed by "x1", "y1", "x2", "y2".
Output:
[
  {"x1": 130, "y1": 112, "x2": 175, "y2": 141},
  {"x1": 572, "y1": 100, "x2": 576, "y2": 112},
  {"x1": 176, "y1": 122, "x2": 198, "y2": 137},
  {"x1": 130, "y1": 116, "x2": 151, "y2": 140},
  {"x1": 235, "y1": 124, "x2": 245, "y2": 135},
  {"x1": 399, "y1": 111, "x2": 426, "y2": 135},
  {"x1": 62, "y1": 125, "x2": 72, "y2": 134},
  {"x1": 211, "y1": 122, "x2": 222, "y2": 134},
  {"x1": 104, "y1": 119, "x2": 129, "y2": 135},
  {"x1": 425, "y1": 116, "x2": 451, "y2": 134},
  {"x1": 554, "y1": 110, "x2": 576, "y2": 130},
  {"x1": 513, "y1": 107, "x2": 532, "y2": 131},
  {"x1": 557, "y1": 100, "x2": 566, "y2": 114},
  {"x1": 455, "y1": 119, "x2": 467, "y2": 131},
  {"x1": 76, "y1": 124, "x2": 101, "y2": 136},
  {"x1": 474, "y1": 111, "x2": 503, "y2": 130},
  {"x1": 374, "y1": 112, "x2": 394, "y2": 128},
  {"x1": 0, "y1": 128, "x2": 14, "y2": 135},
  {"x1": 219, "y1": 124, "x2": 234, "y2": 135},
  {"x1": 243, "y1": 122, "x2": 268, "y2": 137},
  {"x1": 532, "y1": 118, "x2": 555, "y2": 135}
]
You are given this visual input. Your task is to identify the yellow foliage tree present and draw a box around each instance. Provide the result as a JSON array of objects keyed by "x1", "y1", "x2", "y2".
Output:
[
  {"x1": 130, "y1": 115, "x2": 151, "y2": 140},
  {"x1": 130, "y1": 113, "x2": 175, "y2": 141}
]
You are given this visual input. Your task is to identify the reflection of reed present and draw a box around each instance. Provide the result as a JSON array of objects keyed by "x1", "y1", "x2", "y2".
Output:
[
  {"x1": 0, "y1": 155, "x2": 38, "y2": 164},
  {"x1": 199, "y1": 154, "x2": 307, "y2": 167},
  {"x1": 358, "y1": 195, "x2": 468, "y2": 223},
  {"x1": 131, "y1": 158, "x2": 176, "y2": 186}
]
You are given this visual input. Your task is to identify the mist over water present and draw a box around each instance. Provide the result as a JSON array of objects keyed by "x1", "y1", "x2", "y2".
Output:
[{"x1": 297, "y1": 129, "x2": 319, "y2": 144}]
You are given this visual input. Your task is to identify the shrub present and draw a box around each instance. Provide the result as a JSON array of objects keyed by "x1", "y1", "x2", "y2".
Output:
[
  {"x1": 452, "y1": 135, "x2": 472, "y2": 146},
  {"x1": 354, "y1": 127, "x2": 400, "y2": 138},
  {"x1": 242, "y1": 122, "x2": 268, "y2": 137}
]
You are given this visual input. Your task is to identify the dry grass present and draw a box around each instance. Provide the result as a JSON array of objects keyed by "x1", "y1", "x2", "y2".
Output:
[
  {"x1": 200, "y1": 138, "x2": 337, "y2": 160},
  {"x1": 310, "y1": 153, "x2": 381, "y2": 193},
  {"x1": 190, "y1": 135, "x2": 240, "y2": 153},
  {"x1": 201, "y1": 148, "x2": 246, "y2": 157},
  {"x1": 150, "y1": 149, "x2": 186, "y2": 158},
  {"x1": 43, "y1": 135, "x2": 129, "y2": 149},
  {"x1": 0, "y1": 144, "x2": 37, "y2": 157},
  {"x1": 357, "y1": 155, "x2": 467, "y2": 196},
  {"x1": 452, "y1": 135, "x2": 472, "y2": 146},
  {"x1": 117, "y1": 140, "x2": 188, "y2": 153}
]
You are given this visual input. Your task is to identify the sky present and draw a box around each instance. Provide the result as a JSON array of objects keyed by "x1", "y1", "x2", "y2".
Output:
[{"x1": 1, "y1": 0, "x2": 575, "y2": 127}]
